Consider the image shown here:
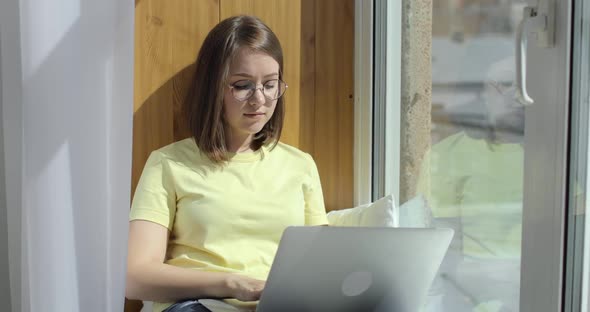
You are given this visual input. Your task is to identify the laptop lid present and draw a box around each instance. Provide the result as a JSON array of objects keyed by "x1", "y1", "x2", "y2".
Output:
[{"x1": 257, "y1": 226, "x2": 453, "y2": 312}]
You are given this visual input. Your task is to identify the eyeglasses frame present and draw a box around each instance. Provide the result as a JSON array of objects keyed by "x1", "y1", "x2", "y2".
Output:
[{"x1": 227, "y1": 79, "x2": 288, "y2": 101}]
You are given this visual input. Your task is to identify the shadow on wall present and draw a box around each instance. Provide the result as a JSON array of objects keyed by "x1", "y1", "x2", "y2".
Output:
[{"x1": 131, "y1": 63, "x2": 195, "y2": 193}]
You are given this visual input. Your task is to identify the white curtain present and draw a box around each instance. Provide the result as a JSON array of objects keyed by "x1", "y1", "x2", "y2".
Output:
[{"x1": 1, "y1": 0, "x2": 134, "y2": 311}]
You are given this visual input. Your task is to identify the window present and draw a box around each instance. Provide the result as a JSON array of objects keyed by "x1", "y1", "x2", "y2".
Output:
[{"x1": 368, "y1": 0, "x2": 580, "y2": 310}]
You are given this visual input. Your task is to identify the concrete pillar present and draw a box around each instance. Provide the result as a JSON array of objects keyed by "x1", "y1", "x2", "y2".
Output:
[{"x1": 400, "y1": 0, "x2": 432, "y2": 203}]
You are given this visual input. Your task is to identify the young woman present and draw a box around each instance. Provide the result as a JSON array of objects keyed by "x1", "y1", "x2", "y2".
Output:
[{"x1": 125, "y1": 15, "x2": 328, "y2": 312}]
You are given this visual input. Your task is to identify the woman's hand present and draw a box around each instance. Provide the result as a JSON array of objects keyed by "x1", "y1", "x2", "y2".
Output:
[{"x1": 224, "y1": 274, "x2": 266, "y2": 301}]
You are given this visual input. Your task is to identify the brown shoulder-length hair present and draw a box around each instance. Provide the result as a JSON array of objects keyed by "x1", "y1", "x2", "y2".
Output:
[{"x1": 184, "y1": 15, "x2": 285, "y2": 164}]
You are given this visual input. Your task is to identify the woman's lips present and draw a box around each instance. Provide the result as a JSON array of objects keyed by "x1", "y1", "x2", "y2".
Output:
[{"x1": 244, "y1": 113, "x2": 265, "y2": 118}]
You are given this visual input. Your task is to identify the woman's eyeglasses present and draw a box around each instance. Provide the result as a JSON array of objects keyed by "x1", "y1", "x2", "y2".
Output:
[{"x1": 228, "y1": 79, "x2": 288, "y2": 101}]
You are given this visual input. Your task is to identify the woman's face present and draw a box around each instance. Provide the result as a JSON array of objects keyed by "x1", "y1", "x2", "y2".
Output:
[{"x1": 223, "y1": 48, "x2": 280, "y2": 140}]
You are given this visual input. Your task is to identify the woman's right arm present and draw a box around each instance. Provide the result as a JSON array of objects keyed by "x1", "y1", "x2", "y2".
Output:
[{"x1": 125, "y1": 220, "x2": 265, "y2": 302}]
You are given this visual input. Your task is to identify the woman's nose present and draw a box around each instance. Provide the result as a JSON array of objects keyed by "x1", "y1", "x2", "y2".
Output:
[{"x1": 248, "y1": 88, "x2": 266, "y2": 106}]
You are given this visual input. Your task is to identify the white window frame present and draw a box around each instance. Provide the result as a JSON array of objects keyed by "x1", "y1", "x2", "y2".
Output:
[
  {"x1": 520, "y1": 0, "x2": 572, "y2": 310},
  {"x1": 374, "y1": 0, "x2": 402, "y2": 206},
  {"x1": 564, "y1": 0, "x2": 589, "y2": 310},
  {"x1": 383, "y1": 0, "x2": 402, "y2": 206},
  {"x1": 353, "y1": 0, "x2": 374, "y2": 206}
]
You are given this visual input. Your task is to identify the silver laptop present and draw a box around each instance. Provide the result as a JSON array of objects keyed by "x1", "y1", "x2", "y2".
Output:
[{"x1": 256, "y1": 226, "x2": 453, "y2": 312}]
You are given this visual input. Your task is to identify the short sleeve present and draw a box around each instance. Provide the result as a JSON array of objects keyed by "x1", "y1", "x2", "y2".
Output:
[
  {"x1": 130, "y1": 151, "x2": 176, "y2": 230},
  {"x1": 303, "y1": 154, "x2": 329, "y2": 226}
]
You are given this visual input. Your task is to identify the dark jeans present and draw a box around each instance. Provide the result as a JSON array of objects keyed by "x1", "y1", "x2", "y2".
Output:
[{"x1": 162, "y1": 300, "x2": 212, "y2": 312}]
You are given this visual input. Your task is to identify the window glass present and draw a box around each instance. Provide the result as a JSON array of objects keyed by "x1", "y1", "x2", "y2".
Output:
[{"x1": 417, "y1": 1, "x2": 528, "y2": 311}]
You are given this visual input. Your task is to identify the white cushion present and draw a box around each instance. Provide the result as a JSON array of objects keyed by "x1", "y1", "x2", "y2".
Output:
[
  {"x1": 327, "y1": 194, "x2": 433, "y2": 228},
  {"x1": 327, "y1": 195, "x2": 397, "y2": 227}
]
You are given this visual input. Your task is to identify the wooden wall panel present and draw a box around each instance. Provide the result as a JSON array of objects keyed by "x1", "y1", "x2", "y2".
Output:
[
  {"x1": 299, "y1": 0, "x2": 316, "y2": 155},
  {"x1": 313, "y1": 0, "x2": 355, "y2": 211},
  {"x1": 220, "y1": 0, "x2": 302, "y2": 147},
  {"x1": 132, "y1": 0, "x2": 219, "y2": 193}
]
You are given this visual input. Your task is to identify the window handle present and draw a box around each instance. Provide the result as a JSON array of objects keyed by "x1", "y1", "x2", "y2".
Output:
[{"x1": 515, "y1": 2, "x2": 555, "y2": 106}]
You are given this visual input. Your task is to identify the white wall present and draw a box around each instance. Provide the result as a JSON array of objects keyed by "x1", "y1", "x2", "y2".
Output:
[{"x1": 0, "y1": 0, "x2": 134, "y2": 310}]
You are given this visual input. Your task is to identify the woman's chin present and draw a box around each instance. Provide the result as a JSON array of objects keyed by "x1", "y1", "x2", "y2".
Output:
[{"x1": 240, "y1": 124, "x2": 266, "y2": 135}]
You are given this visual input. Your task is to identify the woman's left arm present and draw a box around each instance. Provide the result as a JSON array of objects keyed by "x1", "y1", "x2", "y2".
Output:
[{"x1": 303, "y1": 154, "x2": 329, "y2": 226}]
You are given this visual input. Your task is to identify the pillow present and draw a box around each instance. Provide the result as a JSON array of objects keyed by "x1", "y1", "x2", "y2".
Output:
[
  {"x1": 327, "y1": 195, "x2": 397, "y2": 227},
  {"x1": 326, "y1": 194, "x2": 433, "y2": 228}
]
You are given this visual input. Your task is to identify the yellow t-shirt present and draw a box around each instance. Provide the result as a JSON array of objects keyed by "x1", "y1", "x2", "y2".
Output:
[{"x1": 130, "y1": 138, "x2": 328, "y2": 311}]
